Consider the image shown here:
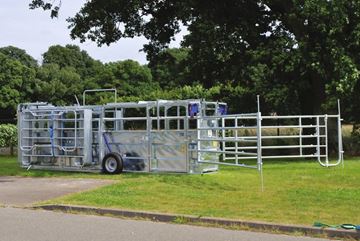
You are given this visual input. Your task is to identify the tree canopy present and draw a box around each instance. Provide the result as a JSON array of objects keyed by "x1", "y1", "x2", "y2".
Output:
[{"x1": 28, "y1": 0, "x2": 360, "y2": 118}]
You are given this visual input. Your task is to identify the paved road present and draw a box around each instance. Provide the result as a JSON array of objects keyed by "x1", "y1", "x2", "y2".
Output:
[
  {"x1": 0, "y1": 207, "x2": 330, "y2": 241},
  {"x1": 0, "y1": 176, "x2": 112, "y2": 205}
]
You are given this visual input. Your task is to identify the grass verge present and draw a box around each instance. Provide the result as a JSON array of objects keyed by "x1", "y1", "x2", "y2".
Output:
[{"x1": 1, "y1": 155, "x2": 359, "y2": 227}]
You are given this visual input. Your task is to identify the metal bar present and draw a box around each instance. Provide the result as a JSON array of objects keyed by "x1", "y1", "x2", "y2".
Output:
[
  {"x1": 22, "y1": 154, "x2": 84, "y2": 158},
  {"x1": 261, "y1": 135, "x2": 326, "y2": 139},
  {"x1": 198, "y1": 126, "x2": 257, "y2": 130},
  {"x1": 235, "y1": 116, "x2": 239, "y2": 165},
  {"x1": 83, "y1": 88, "x2": 117, "y2": 106},
  {"x1": 262, "y1": 145, "x2": 325, "y2": 149},
  {"x1": 201, "y1": 113, "x2": 258, "y2": 118},
  {"x1": 257, "y1": 95, "x2": 264, "y2": 192},
  {"x1": 223, "y1": 146, "x2": 257, "y2": 150},
  {"x1": 261, "y1": 115, "x2": 340, "y2": 119},
  {"x1": 261, "y1": 125, "x2": 326, "y2": 129},
  {"x1": 198, "y1": 149, "x2": 257, "y2": 156},
  {"x1": 198, "y1": 160, "x2": 258, "y2": 168},
  {"x1": 177, "y1": 106, "x2": 180, "y2": 130},
  {"x1": 262, "y1": 154, "x2": 326, "y2": 159},
  {"x1": 324, "y1": 115, "x2": 329, "y2": 166},
  {"x1": 338, "y1": 100, "x2": 344, "y2": 166},
  {"x1": 222, "y1": 117, "x2": 226, "y2": 162},
  {"x1": 104, "y1": 117, "x2": 148, "y2": 121},
  {"x1": 146, "y1": 105, "x2": 152, "y2": 172},
  {"x1": 299, "y1": 117, "x2": 303, "y2": 156},
  {"x1": 316, "y1": 116, "x2": 320, "y2": 163},
  {"x1": 21, "y1": 127, "x2": 84, "y2": 131}
]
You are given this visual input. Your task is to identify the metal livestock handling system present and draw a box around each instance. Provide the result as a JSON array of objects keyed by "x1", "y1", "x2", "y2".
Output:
[{"x1": 17, "y1": 89, "x2": 344, "y2": 177}]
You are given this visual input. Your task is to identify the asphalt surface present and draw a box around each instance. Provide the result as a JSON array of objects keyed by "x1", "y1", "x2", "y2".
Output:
[
  {"x1": 0, "y1": 207, "x2": 331, "y2": 241},
  {"x1": 0, "y1": 176, "x2": 113, "y2": 206}
]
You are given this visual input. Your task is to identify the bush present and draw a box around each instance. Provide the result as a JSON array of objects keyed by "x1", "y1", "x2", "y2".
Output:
[{"x1": 0, "y1": 124, "x2": 17, "y2": 155}]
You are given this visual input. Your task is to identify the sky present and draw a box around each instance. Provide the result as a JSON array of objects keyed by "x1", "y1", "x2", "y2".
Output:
[{"x1": 0, "y1": 0, "x2": 185, "y2": 64}]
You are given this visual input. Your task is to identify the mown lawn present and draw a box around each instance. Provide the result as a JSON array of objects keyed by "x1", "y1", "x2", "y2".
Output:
[{"x1": 1, "y1": 155, "x2": 359, "y2": 226}]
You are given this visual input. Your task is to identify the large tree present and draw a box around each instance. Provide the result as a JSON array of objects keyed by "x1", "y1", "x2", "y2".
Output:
[
  {"x1": 0, "y1": 46, "x2": 38, "y2": 68},
  {"x1": 30, "y1": 0, "x2": 360, "y2": 116},
  {"x1": 0, "y1": 53, "x2": 36, "y2": 122},
  {"x1": 43, "y1": 44, "x2": 103, "y2": 79}
]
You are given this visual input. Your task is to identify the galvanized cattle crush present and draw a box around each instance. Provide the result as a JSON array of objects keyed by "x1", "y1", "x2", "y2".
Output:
[{"x1": 18, "y1": 91, "x2": 344, "y2": 176}]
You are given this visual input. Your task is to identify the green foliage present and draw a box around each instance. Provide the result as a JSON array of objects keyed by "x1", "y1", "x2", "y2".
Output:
[
  {"x1": 28, "y1": 0, "x2": 360, "y2": 119},
  {"x1": 0, "y1": 52, "x2": 36, "y2": 120},
  {"x1": 148, "y1": 48, "x2": 190, "y2": 88},
  {"x1": 34, "y1": 64, "x2": 82, "y2": 105},
  {"x1": 42, "y1": 44, "x2": 103, "y2": 79},
  {"x1": 0, "y1": 124, "x2": 17, "y2": 148},
  {"x1": 102, "y1": 60, "x2": 157, "y2": 97},
  {"x1": 0, "y1": 46, "x2": 38, "y2": 68}
]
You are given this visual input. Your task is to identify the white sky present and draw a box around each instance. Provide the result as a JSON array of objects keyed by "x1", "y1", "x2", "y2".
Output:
[{"x1": 0, "y1": 0, "x2": 185, "y2": 64}]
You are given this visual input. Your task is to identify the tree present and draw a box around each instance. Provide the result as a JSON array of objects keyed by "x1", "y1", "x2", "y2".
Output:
[
  {"x1": 0, "y1": 53, "x2": 36, "y2": 122},
  {"x1": 0, "y1": 46, "x2": 38, "y2": 68},
  {"x1": 29, "y1": 0, "x2": 360, "y2": 118},
  {"x1": 148, "y1": 48, "x2": 190, "y2": 88},
  {"x1": 101, "y1": 60, "x2": 158, "y2": 97},
  {"x1": 43, "y1": 44, "x2": 103, "y2": 79},
  {"x1": 35, "y1": 63, "x2": 82, "y2": 105}
]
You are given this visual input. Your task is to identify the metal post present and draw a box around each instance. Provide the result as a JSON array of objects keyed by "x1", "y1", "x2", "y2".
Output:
[
  {"x1": 235, "y1": 116, "x2": 238, "y2": 165},
  {"x1": 177, "y1": 106, "x2": 180, "y2": 130},
  {"x1": 299, "y1": 117, "x2": 303, "y2": 156},
  {"x1": 184, "y1": 104, "x2": 190, "y2": 173},
  {"x1": 256, "y1": 95, "x2": 263, "y2": 191},
  {"x1": 222, "y1": 117, "x2": 225, "y2": 162},
  {"x1": 98, "y1": 107, "x2": 105, "y2": 164},
  {"x1": 146, "y1": 105, "x2": 152, "y2": 172},
  {"x1": 157, "y1": 100, "x2": 160, "y2": 131},
  {"x1": 316, "y1": 116, "x2": 321, "y2": 164},
  {"x1": 337, "y1": 99, "x2": 344, "y2": 167},
  {"x1": 324, "y1": 115, "x2": 329, "y2": 166}
]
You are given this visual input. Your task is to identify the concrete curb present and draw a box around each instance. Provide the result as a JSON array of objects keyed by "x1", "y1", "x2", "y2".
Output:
[{"x1": 34, "y1": 204, "x2": 359, "y2": 240}]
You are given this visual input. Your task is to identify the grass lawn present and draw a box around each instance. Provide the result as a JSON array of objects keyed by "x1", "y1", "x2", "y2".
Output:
[{"x1": 1, "y1": 155, "x2": 359, "y2": 226}]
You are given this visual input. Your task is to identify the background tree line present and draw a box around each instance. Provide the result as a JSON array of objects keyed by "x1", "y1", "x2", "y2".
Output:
[
  {"x1": 0, "y1": 43, "x2": 359, "y2": 154},
  {"x1": 1, "y1": 43, "x2": 359, "y2": 123},
  {"x1": 1, "y1": 0, "x2": 360, "y2": 153}
]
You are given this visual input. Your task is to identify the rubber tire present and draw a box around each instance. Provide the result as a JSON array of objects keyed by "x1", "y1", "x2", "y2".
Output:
[{"x1": 102, "y1": 152, "x2": 123, "y2": 174}]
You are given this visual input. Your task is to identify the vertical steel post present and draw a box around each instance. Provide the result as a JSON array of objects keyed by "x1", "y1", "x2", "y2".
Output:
[
  {"x1": 146, "y1": 105, "x2": 152, "y2": 172},
  {"x1": 316, "y1": 116, "x2": 321, "y2": 164},
  {"x1": 185, "y1": 104, "x2": 190, "y2": 173},
  {"x1": 324, "y1": 115, "x2": 329, "y2": 166},
  {"x1": 235, "y1": 116, "x2": 239, "y2": 165},
  {"x1": 156, "y1": 101, "x2": 160, "y2": 131},
  {"x1": 98, "y1": 107, "x2": 105, "y2": 164},
  {"x1": 256, "y1": 95, "x2": 263, "y2": 191},
  {"x1": 177, "y1": 105, "x2": 180, "y2": 130},
  {"x1": 222, "y1": 117, "x2": 225, "y2": 162},
  {"x1": 197, "y1": 115, "x2": 201, "y2": 166},
  {"x1": 337, "y1": 99, "x2": 344, "y2": 167},
  {"x1": 299, "y1": 117, "x2": 303, "y2": 156}
]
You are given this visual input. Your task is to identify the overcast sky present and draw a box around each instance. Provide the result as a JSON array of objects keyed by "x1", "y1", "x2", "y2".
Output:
[{"x1": 0, "y1": 0, "x2": 185, "y2": 64}]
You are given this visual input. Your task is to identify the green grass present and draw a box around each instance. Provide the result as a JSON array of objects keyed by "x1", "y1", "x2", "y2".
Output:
[{"x1": 1, "y1": 155, "x2": 359, "y2": 226}]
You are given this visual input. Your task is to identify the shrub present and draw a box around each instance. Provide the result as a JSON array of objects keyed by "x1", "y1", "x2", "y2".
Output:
[{"x1": 0, "y1": 124, "x2": 17, "y2": 155}]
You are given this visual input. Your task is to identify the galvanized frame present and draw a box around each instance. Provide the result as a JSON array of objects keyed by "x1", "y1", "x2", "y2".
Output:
[{"x1": 17, "y1": 94, "x2": 344, "y2": 176}]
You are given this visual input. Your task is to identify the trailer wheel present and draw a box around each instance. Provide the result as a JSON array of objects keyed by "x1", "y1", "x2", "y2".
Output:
[{"x1": 102, "y1": 153, "x2": 123, "y2": 174}]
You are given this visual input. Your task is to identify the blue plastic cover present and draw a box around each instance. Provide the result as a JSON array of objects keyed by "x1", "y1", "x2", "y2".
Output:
[
  {"x1": 218, "y1": 104, "x2": 228, "y2": 115},
  {"x1": 188, "y1": 103, "x2": 199, "y2": 117}
]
